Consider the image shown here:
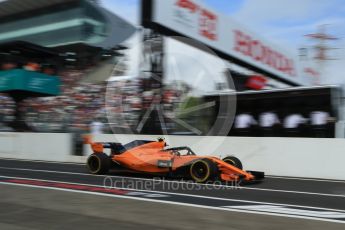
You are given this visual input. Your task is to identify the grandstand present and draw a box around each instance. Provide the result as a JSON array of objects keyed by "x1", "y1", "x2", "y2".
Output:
[
  {"x1": 0, "y1": 41, "x2": 61, "y2": 131},
  {"x1": 0, "y1": 0, "x2": 136, "y2": 132}
]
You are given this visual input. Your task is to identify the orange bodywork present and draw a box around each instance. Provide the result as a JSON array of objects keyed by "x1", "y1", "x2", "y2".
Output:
[{"x1": 88, "y1": 139, "x2": 259, "y2": 182}]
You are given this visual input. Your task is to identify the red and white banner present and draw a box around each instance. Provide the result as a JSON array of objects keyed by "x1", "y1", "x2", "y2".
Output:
[{"x1": 149, "y1": 0, "x2": 311, "y2": 86}]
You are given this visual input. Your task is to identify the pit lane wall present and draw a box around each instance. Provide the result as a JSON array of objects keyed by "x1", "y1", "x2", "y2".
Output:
[
  {"x1": 1, "y1": 132, "x2": 345, "y2": 180},
  {"x1": 0, "y1": 132, "x2": 76, "y2": 162}
]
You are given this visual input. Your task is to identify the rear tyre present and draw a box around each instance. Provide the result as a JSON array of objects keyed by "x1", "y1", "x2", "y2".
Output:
[
  {"x1": 87, "y1": 153, "x2": 110, "y2": 174},
  {"x1": 189, "y1": 159, "x2": 218, "y2": 183},
  {"x1": 223, "y1": 156, "x2": 243, "y2": 170}
]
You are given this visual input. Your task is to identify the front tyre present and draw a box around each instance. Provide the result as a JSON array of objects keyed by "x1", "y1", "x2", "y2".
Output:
[
  {"x1": 87, "y1": 153, "x2": 110, "y2": 174},
  {"x1": 189, "y1": 159, "x2": 218, "y2": 183},
  {"x1": 223, "y1": 156, "x2": 243, "y2": 170}
]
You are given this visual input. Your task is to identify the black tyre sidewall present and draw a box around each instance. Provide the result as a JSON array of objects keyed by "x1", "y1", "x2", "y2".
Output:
[
  {"x1": 223, "y1": 156, "x2": 243, "y2": 170},
  {"x1": 87, "y1": 153, "x2": 110, "y2": 174}
]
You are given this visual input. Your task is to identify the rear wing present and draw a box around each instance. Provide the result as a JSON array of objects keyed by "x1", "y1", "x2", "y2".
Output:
[{"x1": 83, "y1": 135, "x2": 125, "y2": 154}]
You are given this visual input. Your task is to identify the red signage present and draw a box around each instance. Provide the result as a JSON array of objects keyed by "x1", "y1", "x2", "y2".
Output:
[
  {"x1": 200, "y1": 9, "x2": 218, "y2": 41},
  {"x1": 304, "y1": 67, "x2": 319, "y2": 77},
  {"x1": 246, "y1": 75, "x2": 267, "y2": 90},
  {"x1": 176, "y1": 0, "x2": 218, "y2": 41},
  {"x1": 176, "y1": 0, "x2": 200, "y2": 13},
  {"x1": 150, "y1": 0, "x2": 309, "y2": 85},
  {"x1": 233, "y1": 30, "x2": 296, "y2": 77}
]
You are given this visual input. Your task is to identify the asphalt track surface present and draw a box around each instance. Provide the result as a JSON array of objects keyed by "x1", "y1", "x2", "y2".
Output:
[{"x1": 0, "y1": 158, "x2": 345, "y2": 229}]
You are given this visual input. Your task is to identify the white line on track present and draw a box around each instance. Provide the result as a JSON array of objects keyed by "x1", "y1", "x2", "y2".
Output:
[
  {"x1": 266, "y1": 175, "x2": 345, "y2": 183},
  {"x1": 0, "y1": 177, "x2": 344, "y2": 224},
  {"x1": 0, "y1": 166, "x2": 344, "y2": 198},
  {"x1": 2, "y1": 158, "x2": 345, "y2": 183},
  {"x1": 0, "y1": 174, "x2": 343, "y2": 212}
]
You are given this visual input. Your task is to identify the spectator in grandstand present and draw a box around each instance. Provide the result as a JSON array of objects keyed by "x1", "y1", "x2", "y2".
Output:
[
  {"x1": 0, "y1": 94, "x2": 14, "y2": 131},
  {"x1": 1, "y1": 61, "x2": 18, "y2": 70},
  {"x1": 23, "y1": 61, "x2": 40, "y2": 71},
  {"x1": 258, "y1": 110, "x2": 280, "y2": 137},
  {"x1": 42, "y1": 64, "x2": 57, "y2": 75},
  {"x1": 283, "y1": 113, "x2": 308, "y2": 137}
]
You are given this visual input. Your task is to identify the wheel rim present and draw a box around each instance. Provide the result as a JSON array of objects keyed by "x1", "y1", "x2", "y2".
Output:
[{"x1": 191, "y1": 161, "x2": 210, "y2": 182}]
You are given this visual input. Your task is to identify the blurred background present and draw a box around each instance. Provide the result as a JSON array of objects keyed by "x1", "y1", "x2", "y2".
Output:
[
  {"x1": 0, "y1": 0, "x2": 344, "y2": 140},
  {"x1": 1, "y1": 3, "x2": 345, "y2": 229}
]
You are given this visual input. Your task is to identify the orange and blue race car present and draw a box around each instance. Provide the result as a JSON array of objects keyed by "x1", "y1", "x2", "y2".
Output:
[{"x1": 85, "y1": 137, "x2": 264, "y2": 183}]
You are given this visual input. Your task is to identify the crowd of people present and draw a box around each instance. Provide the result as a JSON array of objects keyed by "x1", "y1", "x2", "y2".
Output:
[
  {"x1": 1, "y1": 59, "x2": 58, "y2": 75},
  {"x1": 0, "y1": 94, "x2": 15, "y2": 131},
  {"x1": 0, "y1": 71, "x2": 337, "y2": 137},
  {"x1": 105, "y1": 79, "x2": 187, "y2": 134},
  {"x1": 0, "y1": 64, "x2": 187, "y2": 134},
  {"x1": 0, "y1": 59, "x2": 337, "y2": 137},
  {"x1": 0, "y1": 66, "x2": 106, "y2": 133}
]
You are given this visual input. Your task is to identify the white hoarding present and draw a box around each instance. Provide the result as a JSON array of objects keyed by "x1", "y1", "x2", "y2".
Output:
[{"x1": 147, "y1": 0, "x2": 312, "y2": 86}]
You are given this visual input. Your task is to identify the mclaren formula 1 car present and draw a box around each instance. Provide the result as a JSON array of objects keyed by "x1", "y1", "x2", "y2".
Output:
[{"x1": 85, "y1": 138, "x2": 264, "y2": 183}]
